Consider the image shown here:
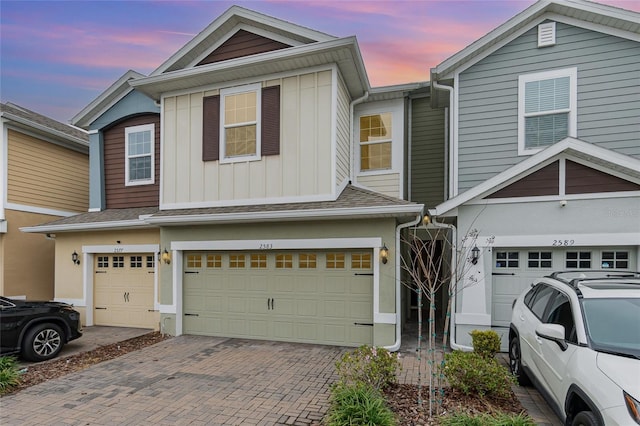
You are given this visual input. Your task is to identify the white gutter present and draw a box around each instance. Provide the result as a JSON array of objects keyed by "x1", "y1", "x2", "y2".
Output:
[
  {"x1": 349, "y1": 91, "x2": 369, "y2": 183},
  {"x1": 429, "y1": 213, "x2": 473, "y2": 352},
  {"x1": 385, "y1": 213, "x2": 422, "y2": 352},
  {"x1": 20, "y1": 219, "x2": 153, "y2": 233},
  {"x1": 431, "y1": 80, "x2": 455, "y2": 198}
]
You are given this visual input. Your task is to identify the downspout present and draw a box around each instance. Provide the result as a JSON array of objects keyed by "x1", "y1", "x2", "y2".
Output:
[
  {"x1": 429, "y1": 214, "x2": 473, "y2": 351},
  {"x1": 349, "y1": 91, "x2": 369, "y2": 183},
  {"x1": 431, "y1": 80, "x2": 454, "y2": 199},
  {"x1": 385, "y1": 213, "x2": 422, "y2": 352}
]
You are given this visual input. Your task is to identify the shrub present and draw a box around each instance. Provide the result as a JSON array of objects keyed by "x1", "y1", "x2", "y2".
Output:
[
  {"x1": 442, "y1": 351, "x2": 515, "y2": 398},
  {"x1": 325, "y1": 383, "x2": 397, "y2": 426},
  {"x1": 440, "y1": 412, "x2": 535, "y2": 426},
  {"x1": 335, "y1": 345, "x2": 400, "y2": 391},
  {"x1": 0, "y1": 356, "x2": 21, "y2": 393},
  {"x1": 470, "y1": 329, "x2": 501, "y2": 359}
]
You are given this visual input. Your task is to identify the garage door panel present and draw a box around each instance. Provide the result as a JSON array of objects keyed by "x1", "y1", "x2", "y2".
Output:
[{"x1": 183, "y1": 249, "x2": 374, "y2": 346}]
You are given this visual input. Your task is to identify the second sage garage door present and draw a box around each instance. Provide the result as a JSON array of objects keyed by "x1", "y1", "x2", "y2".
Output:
[{"x1": 183, "y1": 250, "x2": 374, "y2": 347}]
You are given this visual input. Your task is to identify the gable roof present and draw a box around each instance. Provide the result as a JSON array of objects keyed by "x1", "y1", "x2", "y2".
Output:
[
  {"x1": 430, "y1": 137, "x2": 640, "y2": 217},
  {"x1": 152, "y1": 5, "x2": 336, "y2": 76},
  {"x1": 71, "y1": 70, "x2": 147, "y2": 129},
  {"x1": 432, "y1": 0, "x2": 640, "y2": 80},
  {"x1": 1, "y1": 102, "x2": 88, "y2": 151}
]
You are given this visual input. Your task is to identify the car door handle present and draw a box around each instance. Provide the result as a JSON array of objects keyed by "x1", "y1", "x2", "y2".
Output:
[{"x1": 519, "y1": 315, "x2": 525, "y2": 321}]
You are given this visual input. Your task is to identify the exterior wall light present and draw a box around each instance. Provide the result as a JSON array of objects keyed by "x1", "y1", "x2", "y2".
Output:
[
  {"x1": 380, "y1": 244, "x2": 389, "y2": 264},
  {"x1": 471, "y1": 246, "x2": 480, "y2": 265},
  {"x1": 72, "y1": 251, "x2": 80, "y2": 265},
  {"x1": 161, "y1": 248, "x2": 171, "y2": 265},
  {"x1": 422, "y1": 214, "x2": 431, "y2": 225}
]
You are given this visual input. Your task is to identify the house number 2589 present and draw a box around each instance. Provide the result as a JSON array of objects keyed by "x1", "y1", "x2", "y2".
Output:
[{"x1": 259, "y1": 243, "x2": 273, "y2": 250}]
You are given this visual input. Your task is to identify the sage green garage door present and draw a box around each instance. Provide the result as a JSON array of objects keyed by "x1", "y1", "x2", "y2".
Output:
[{"x1": 183, "y1": 250, "x2": 373, "y2": 346}]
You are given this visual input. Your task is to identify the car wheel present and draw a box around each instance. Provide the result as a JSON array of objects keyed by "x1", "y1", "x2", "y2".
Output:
[
  {"x1": 22, "y1": 323, "x2": 65, "y2": 362},
  {"x1": 509, "y1": 336, "x2": 531, "y2": 386},
  {"x1": 572, "y1": 411, "x2": 599, "y2": 426}
]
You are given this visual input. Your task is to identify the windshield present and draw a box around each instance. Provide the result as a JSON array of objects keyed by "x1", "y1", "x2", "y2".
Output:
[{"x1": 582, "y1": 298, "x2": 640, "y2": 358}]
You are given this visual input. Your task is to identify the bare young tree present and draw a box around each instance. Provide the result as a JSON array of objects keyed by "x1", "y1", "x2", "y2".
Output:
[{"x1": 400, "y1": 220, "x2": 493, "y2": 417}]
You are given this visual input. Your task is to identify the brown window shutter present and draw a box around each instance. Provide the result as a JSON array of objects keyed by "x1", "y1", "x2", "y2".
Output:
[
  {"x1": 261, "y1": 86, "x2": 280, "y2": 156},
  {"x1": 202, "y1": 95, "x2": 220, "y2": 161}
]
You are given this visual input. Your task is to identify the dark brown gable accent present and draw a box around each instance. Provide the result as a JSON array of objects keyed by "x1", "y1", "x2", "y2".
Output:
[
  {"x1": 566, "y1": 160, "x2": 640, "y2": 194},
  {"x1": 485, "y1": 161, "x2": 559, "y2": 199},
  {"x1": 202, "y1": 95, "x2": 220, "y2": 161},
  {"x1": 197, "y1": 30, "x2": 290, "y2": 66},
  {"x1": 262, "y1": 86, "x2": 280, "y2": 156},
  {"x1": 104, "y1": 114, "x2": 160, "y2": 209}
]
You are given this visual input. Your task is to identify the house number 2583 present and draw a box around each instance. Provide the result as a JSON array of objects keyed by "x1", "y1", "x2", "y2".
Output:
[{"x1": 259, "y1": 243, "x2": 273, "y2": 250}]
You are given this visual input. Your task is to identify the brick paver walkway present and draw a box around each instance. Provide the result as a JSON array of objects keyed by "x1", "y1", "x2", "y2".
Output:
[{"x1": 1, "y1": 336, "x2": 347, "y2": 426}]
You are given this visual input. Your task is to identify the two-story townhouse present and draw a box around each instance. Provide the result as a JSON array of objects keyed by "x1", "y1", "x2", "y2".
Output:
[
  {"x1": 428, "y1": 0, "x2": 640, "y2": 350},
  {"x1": 25, "y1": 6, "x2": 438, "y2": 350},
  {"x1": 1, "y1": 102, "x2": 89, "y2": 300}
]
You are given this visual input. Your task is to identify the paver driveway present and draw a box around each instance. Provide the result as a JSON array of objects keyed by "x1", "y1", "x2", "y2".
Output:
[{"x1": 1, "y1": 336, "x2": 348, "y2": 426}]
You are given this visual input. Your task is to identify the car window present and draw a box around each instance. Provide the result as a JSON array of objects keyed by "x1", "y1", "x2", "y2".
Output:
[
  {"x1": 545, "y1": 292, "x2": 577, "y2": 344},
  {"x1": 528, "y1": 284, "x2": 555, "y2": 320},
  {"x1": 524, "y1": 285, "x2": 539, "y2": 307},
  {"x1": 0, "y1": 298, "x2": 15, "y2": 308}
]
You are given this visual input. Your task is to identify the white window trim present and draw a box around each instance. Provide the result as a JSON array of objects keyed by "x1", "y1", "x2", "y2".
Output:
[
  {"x1": 125, "y1": 123, "x2": 155, "y2": 186},
  {"x1": 219, "y1": 83, "x2": 262, "y2": 164},
  {"x1": 518, "y1": 67, "x2": 577, "y2": 156},
  {"x1": 355, "y1": 99, "x2": 403, "y2": 176}
]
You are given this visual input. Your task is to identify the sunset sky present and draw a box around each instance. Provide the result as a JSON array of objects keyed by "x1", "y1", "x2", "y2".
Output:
[{"x1": 2, "y1": 0, "x2": 639, "y2": 123}]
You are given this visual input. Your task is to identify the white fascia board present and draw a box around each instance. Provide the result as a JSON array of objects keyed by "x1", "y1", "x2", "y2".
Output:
[
  {"x1": 2, "y1": 114, "x2": 88, "y2": 150},
  {"x1": 7, "y1": 203, "x2": 81, "y2": 218},
  {"x1": 146, "y1": 205, "x2": 424, "y2": 226},
  {"x1": 482, "y1": 232, "x2": 640, "y2": 247},
  {"x1": 20, "y1": 219, "x2": 154, "y2": 233},
  {"x1": 171, "y1": 237, "x2": 382, "y2": 251},
  {"x1": 71, "y1": 70, "x2": 145, "y2": 128},
  {"x1": 132, "y1": 37, "x2": 368, "y2": 99},
  {"x1": 151, "y1": 5, "x2": 336, "y2": 76},
  {"x1": 431, "y1": 137, "x2": 640, "y2": 217}
]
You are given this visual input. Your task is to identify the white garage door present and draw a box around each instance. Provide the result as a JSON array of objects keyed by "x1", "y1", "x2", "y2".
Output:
[
  {"x1": 491, "y1": 246, "x2": 637, "y2": 327},
  {"x1": 183, "y1": 250, "x2": 374, "y2": 347},
  {"x1": 94, "y1": 254, "x2": 158, "y2": 329}
]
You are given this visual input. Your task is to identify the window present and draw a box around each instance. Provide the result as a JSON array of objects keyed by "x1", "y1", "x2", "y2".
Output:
[
  {"x1": 130, "y1": 256, "x2": 142, "y2": 268},
  {"x1": 351, "y1": 253, "x2": 371, "y2": 269},
  {"x1": 299, "y1": 254, "x2": 317, "y2": 269},
  {"x1": 125, "y1": 124, "x2": 154, "y2": 186},
  {"x1": 545, "y1": 292, "x2": 576, "y2": 343},
  {"x1": 207, "y1": 254, "x2": 222, "y2": 268},
  {"x1": 98, "y1": 256, "x2": 109, "y2": 268},
  {"x1": 528, "y1": 284, "x2": 555, "y2": 320},
  {"x1": 326, "y1": 253, "x2": 345, "y2": 269},
  {"x1": 528, "y1": 251, "x2": 552, "y2": 268},
  {"x1": 496, "y1": 251, "x2": 519, "y2": 268},
  {"x1": 566, "y1": 251, "x2": 591, "y2": 269},
  {"x1": 250, "y1": 254, "x2": 267, "y2": 268},
  {"x1": 187, "y1": 254, "x2": 202, "y2": 268},
  {"x1": 360, "y1": 113, "x2": 392, "y2": 171},
  {"x1": 518, "y1": 68, "x2": 576, "y2": 155},
  {"x1": 276, "y1": 254, "x2": 293, "y2": 269},
  {"x1": 146, "y1": 256, "x2": 155, "y2": 268},
  {"x1": 113, "y1": 256, "x2": 124, "y2": 268},
  {"x1": 220, "y1": 83, "x2": 261, "y2": 163},
  {"x1": 229, "y1": 254, "x2": 245, "y2": 268},
  {"x1": 601, "y1": 251, "x2": 628, "y2": 269}
]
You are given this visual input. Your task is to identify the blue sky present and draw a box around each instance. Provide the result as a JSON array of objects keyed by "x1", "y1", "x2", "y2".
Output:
[{"x1": 1, "y1": 0, "x2": 639, "y2": 123}]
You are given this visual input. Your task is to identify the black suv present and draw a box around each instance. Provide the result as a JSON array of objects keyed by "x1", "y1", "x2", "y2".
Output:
[{"x1": 0, "y1": 296, "x2": 82, "y2": 362}]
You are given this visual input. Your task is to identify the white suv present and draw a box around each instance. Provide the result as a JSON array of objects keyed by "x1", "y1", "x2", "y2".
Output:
[{"x1": 509, "y1": 271, "x2": 640, "y2": 426}]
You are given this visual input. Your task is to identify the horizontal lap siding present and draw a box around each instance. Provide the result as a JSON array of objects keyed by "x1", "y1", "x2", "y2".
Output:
[
  {"x1": 336, "y1": 77, "x2": 351, "y2": 186},
  {"x1": 104, "y1": 114, "x2": 160, "y2": 208},
  {"x1": 7, "y1": 129, "x2": 88, "y2": 212},
  {"x1": 457, "y1": 22, "x2": 640, "y2": 193},
  {"x1": 411, "y1": 97, "x2": 445, "y2": 208}
]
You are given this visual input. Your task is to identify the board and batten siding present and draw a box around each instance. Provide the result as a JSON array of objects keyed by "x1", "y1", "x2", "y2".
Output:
[
  {"x1": 163, "y1": 70, "x2": 334, "y2": 206},
  {"x1": 335, "y1": 76, "x2": 351, "y2": 187},
  {"x1": 410, "y1": 97, "x2": 445, "y2": 209},
  {"x1": 457, "y1": 22, "x2": 640, "y2": 193},
  {"x1": 7, "y1": 129, "x2": 88, "y2": 212}
]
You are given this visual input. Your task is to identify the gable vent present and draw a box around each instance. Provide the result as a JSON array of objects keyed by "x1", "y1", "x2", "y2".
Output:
[{"x1": 538, "y1": 22, "x2": 556, "y2": 47}]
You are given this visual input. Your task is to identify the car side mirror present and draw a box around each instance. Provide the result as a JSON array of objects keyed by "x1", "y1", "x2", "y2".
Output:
[{"x1": 536, "y1": 323, "x2": 568, "y2": 351}]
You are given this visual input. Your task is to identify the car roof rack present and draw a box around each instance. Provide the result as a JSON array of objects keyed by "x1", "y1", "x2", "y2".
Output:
[{"x1": 547, "y1": 270, "x2": 640, "y2": 289}]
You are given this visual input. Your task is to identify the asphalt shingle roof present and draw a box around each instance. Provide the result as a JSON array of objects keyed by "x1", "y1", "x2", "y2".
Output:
[{"x1": 1, "y1": 102, "x2": 88, "y2": 143}]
